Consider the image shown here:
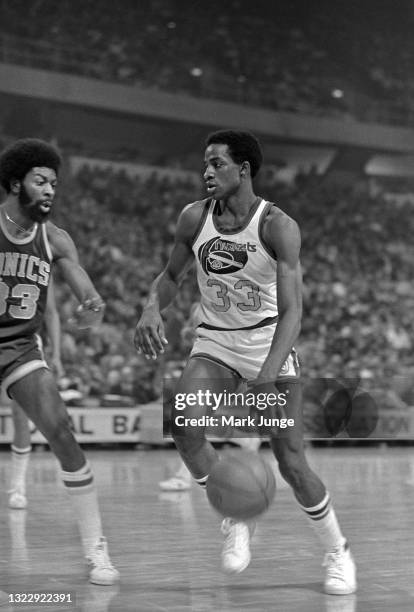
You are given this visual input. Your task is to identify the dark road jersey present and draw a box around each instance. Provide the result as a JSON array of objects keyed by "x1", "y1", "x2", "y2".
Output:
[{"x1": 0, "y1": 217, "x2": 52, "y2": 340}]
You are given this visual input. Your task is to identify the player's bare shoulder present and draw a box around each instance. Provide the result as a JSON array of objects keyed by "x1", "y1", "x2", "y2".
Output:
[
  {"x1": 45, "y1": 221, "x2": 78, "y2": 261},
  {"x1": 177, "y1": 198, "x2": 211, "y2": 245},
  {"x1": 261, "y1": 203, "x2": 301, "y2": 259}
]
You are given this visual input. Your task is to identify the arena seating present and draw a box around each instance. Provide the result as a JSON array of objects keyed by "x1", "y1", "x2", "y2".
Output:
[{"x1": 1, "y1": 0, "x2": 413, "y2": 126}]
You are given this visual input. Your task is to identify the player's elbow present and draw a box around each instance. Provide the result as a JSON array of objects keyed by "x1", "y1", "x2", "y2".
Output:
[
  {"x1": 293, "y1": 318, "x2": 301, "y2": 341},
  {"x1": 278, "y1": 305, "x2": 302, "y2": 337},
  {"x1": 289, "y1": 313, "x2": 301, "y2": 338},
  {"x1": 164, "y1": 268, "x2": 183, "y2": 289}
]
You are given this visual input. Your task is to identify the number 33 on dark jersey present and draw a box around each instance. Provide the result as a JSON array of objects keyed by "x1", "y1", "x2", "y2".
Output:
[{"x1": 0, "y1": 218, "x2": 51, "y2": 341}]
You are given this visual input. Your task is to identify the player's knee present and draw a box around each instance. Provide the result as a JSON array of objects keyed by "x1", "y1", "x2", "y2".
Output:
[
  {"x1": 279, "y1": 458, "x2": 304, "y2": 488},
  {"x1": 44, "y1": 413, "x2": 73, "y2": 447},
  {"x1": 172, "y1": 429, "x2": 205, "y2": 457},
  {"x1": 171, "y1": 417, "x2": 205, "y2": 442}
]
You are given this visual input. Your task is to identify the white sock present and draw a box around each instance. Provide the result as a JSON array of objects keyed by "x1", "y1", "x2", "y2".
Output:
[
  {"x1": 10, "y1": 445, "x2": 31, "y2": 494},
  {"x1": 194, "y1": 475, "x2": 209, "y2": 489},
  {"x1": 61, "y1": 461, "x2": 103, "y2": 556},
  {"x1": 300, "y1": 491, "x2": 346, "y2": 552}
]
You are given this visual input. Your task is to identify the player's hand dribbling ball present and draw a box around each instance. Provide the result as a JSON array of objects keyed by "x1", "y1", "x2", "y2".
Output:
[{"x1": 206, "y1": 450, "x2": 276, "y2": 520}]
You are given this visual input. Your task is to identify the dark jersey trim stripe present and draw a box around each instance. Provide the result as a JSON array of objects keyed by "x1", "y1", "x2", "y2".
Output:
[
  {"x1": 258, "y1": 201, "x2": 277, "y2": 261},
  {"x1": 198, "y1": 315, "x2": 278, "y2": 332},
  {"x1": 211, "y1": 197, "x2": 262, "y2": 236},
  {"x1": 191, "y1": 199, "x2": 212, "y2": 246}
]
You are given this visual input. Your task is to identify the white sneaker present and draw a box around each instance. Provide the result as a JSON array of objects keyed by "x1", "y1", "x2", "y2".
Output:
[
  {"x1": 323, "y1": 543, "x2": 357, "y2": 595},
  {"x1": 8, "y1": 489, "x2": 27, "y2": 510},
  {"x1": 86, "y1": 537, "x2": 120, "y2": 586},
  {"x1": 221, "y1": 518, "x2": 252, "y2": 574},
  {"x1": 159, "y1": 475, "x2": 191, "y2": 491}
]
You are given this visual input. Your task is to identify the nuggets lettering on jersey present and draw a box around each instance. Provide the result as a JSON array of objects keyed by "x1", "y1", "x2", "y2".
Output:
[
  {"x1": 198, "y1": 236, "x2": 249, "y2": 275},
  {"x1": 193, "y1": 198, "x2": 277, "y2": 330},
  {"x1": 0, "y1": 218, "x2": 51, "y2": 340}
]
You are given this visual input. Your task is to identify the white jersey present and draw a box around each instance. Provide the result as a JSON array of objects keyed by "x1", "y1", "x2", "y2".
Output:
[{"x1": 192, "y1": 197, "x2": 277, "y2": 331}]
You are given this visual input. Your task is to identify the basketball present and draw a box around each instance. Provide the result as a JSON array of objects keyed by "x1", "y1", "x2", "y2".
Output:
[{"x1": 206, "y1": 450, "x2": 276, "y2": 520}]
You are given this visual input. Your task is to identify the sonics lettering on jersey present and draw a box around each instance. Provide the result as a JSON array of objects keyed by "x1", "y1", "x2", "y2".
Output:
[
  {"x1": 0, "y1": 252, "x2": 50, "y2": 285},
  {"x1": 198, "y1": 236, "x2": 256, "y2": 275}
]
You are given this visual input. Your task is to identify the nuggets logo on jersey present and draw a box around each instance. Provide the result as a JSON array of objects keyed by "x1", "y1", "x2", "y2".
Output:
[{"x1": 198, "y1": 236, "x2": 253, "y2": 275}]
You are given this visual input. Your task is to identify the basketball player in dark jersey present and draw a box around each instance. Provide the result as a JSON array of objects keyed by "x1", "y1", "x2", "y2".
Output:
[
  {"x1": 0, "y1": 138, "x2": 119, "y2": 585},
  {"x1": 135, "y1": 130, "x2": 356, "y2": 595}
]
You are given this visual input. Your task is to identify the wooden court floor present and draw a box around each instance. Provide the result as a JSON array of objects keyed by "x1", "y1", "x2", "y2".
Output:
[{"x1": 1, "y1": 445, "x2": 414, "y2": 611}]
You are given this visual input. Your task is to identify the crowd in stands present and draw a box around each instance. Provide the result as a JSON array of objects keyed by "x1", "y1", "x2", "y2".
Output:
[
  {"x1": 1, "y1": 0, "x2": 414, "y2": 126},
  {"x1": 36, "y1": 159, "x2": 414, "y2": 408},
  {"x1": 272, "y1": 175, "x2": 414, "y2": 408}
]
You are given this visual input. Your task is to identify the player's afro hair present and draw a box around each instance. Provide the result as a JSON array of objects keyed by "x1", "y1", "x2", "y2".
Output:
[
  {"x1": 205, "y1": 130, "x2": 263, "y2": 178},
  {"x1": 0, "y1": 138, "x2": 62, "y2": 193}
]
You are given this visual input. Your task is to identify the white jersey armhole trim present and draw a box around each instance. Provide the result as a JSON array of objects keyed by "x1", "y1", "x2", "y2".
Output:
[{"x1": 42, "y1": 223, "x2": 53, "y2": 262}]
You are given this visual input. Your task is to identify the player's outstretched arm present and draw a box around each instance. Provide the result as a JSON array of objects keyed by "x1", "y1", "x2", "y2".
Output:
[
  {"x1": 134, "y1": 202, "x2": 201, "y2": 360},
  {"x1": 47, "y1": 223, "x2": 105, "y2": 329},
  {"x1": 257, "y1": 210, "x2": 302, "y2": 383}
]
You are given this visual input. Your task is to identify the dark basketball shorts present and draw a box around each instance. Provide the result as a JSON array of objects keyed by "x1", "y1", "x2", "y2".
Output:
[{"x1": 0, "y1": 334, "x2": 48, "y2": 398}]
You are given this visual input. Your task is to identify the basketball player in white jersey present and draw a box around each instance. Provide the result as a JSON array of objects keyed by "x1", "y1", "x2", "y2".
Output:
[{"x1": 134, "y1": 130, "x2": 356, "y2": 595}]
